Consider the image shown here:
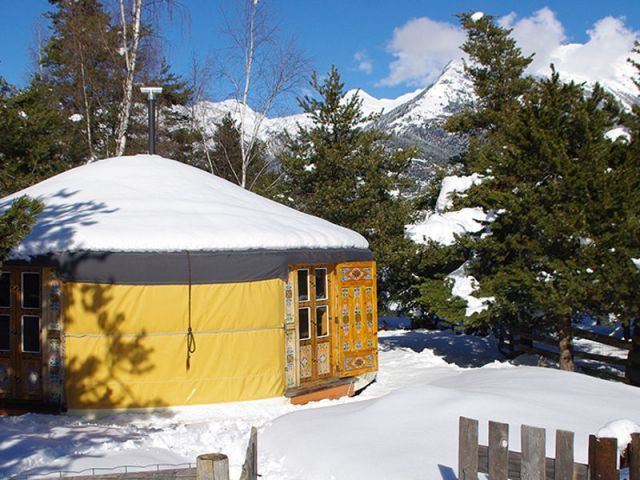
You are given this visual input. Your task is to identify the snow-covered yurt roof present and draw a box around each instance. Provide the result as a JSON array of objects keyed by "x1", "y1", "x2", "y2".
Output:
[{"x1": 1, "y1": 155, "x2": 371, "y2": 284}]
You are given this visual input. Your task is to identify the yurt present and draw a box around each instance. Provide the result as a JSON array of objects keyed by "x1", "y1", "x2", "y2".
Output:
[{"x1": 0, "y1": 155, "x2": 378, "y2": 412}]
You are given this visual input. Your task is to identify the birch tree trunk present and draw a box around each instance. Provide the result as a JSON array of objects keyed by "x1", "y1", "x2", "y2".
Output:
[
  {"x1": 115, "y1": 0, "x2": 143, "y2": 157},
  {"x1": 217, "y1": 0, "x2": 308, "y2": 190}
]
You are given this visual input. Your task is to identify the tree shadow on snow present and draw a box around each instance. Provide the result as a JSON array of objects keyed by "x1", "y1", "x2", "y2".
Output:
[{"x1": 378, "y1": 329, "x2": 503, "y2": 368}]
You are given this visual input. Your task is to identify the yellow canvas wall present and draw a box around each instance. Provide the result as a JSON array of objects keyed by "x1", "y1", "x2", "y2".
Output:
[{"x1": 62, "y1": 279, "x2": 285, "y2": 409}]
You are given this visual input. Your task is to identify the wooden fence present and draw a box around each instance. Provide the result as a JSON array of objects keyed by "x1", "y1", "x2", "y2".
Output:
[
  {"x1": 517, "y1": 327, "x2": 639, "y2": 385},
  {"x1": 459, "y1": 416, "x2": 640, "y2": 480},
  {"x1": 28, "y1": 428, "x2": 258, "y2": 480}
]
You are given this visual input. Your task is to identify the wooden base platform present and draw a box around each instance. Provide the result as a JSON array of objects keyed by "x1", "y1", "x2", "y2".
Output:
[
  {"x1": 0, "y1": 400, "x2": 62, "y2": 416},
  {"x1": 286, "y1": 378, "x2": 355, "y2": 405}
]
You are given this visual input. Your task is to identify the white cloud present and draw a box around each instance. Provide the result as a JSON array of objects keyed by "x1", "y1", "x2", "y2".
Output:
[
  {"x1": 354, "y1": 50, "x2": 373, "y2": 74},
  {"x1": 500, "y1": 7, "x2": 566, "y2": 74},
  {"x1": 502, "y1": 10, "x2": 639, "y2": 93},
  {"x1": 379, "y1": 9, "x2": 639, "y2": 96},
  {"x1": 379, "y1": 17, "x2": 466, "y2": 87}
]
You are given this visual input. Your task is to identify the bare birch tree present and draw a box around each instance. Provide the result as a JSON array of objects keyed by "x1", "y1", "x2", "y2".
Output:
[
  {"x1": 114, "y1": 0, "x2": 143, "y2": 156},
  {"x1": 215, "y1": 0, "x2": 308, "y2": 189}
]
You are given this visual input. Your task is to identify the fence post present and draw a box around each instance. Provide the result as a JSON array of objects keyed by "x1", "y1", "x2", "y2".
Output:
[
  {"x1": 488, "y1": 420, "x2": 509, "y2": 480},
  {"x1": 628, "y1": 332, "x2": 640, "y2": 387},
  {"x1": 630, "y1": 433, "x2": 640, "y2": 480},
  {"x1": 588, "y1": 435, "x2": 617, "y2": 480},
  {"x1": 459, "y1": 416, "x2": 479, "y2": 480},
  {"x1": 521, "y1": 425, "x2": 545, "y2": 480},
  {"x1": 554, "y1": 430, "x2": 574, "y2": 480},
  {"x1": 240, "y1": 427, "x2": 258, "y2": 480},
  {"x1": 196, "y1": 453, "x2": 230, "y2": 480}
]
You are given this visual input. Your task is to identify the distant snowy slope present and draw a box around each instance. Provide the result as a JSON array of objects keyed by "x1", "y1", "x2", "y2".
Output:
[{"x1": 382, "y1": 59, "x2": 475, "y2": 132}]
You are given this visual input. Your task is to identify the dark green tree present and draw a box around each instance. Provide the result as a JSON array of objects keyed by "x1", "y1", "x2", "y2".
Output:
[
  {"x1": 200, "y1": 113, "x2": 275, "y2": 193},
  {"x1": 0, "y1": 76, "x2": 85, "y2": 195},
  {"x1": 277, "y1": 66, "x2": 417, "y2": 308},
  {"x1": 0, "y1": 196, "x2": 44, "y2": 266}
]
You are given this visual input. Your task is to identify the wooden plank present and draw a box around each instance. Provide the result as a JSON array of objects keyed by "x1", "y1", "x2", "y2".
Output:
[
  {"x1": 571, "y1": 350, "x2": 628, "y2": 367},
  {"x1": 630, "y1": 433, "x2": 640, "y2": 480},
  {"x1": 488, "y1": 420, "x2": 509, "y2": 480},
  {"x1": 521, "y1": 425, "x2": 546, "y2": 480},
  {"x1": 555, "y1": 430, "x2": 574, "y2": 480},
  {"x1": 196, "y1": 453, "x2": 229, "y2": 480},
  {"x1": 459, "y1": 416, "x2": 479, "y2": 480},
  {"x1": 572, "y1": 329, "x2": 632, "y2": 350},
  {"x1": 588, "y1": 435, "x2": 618, "y2": 480},
  {"x1": 240, "y1": 427, "x2": 258, "y2": 480},
  {"x1": 479, "y1": 445, "x2": 588, "y2": 480},
  {"x1": 42, "y1": 468, "x2": 196, "y2": 479},
  {"x1": 518, "y1": 345, "x2": 628, "y2": 383}
]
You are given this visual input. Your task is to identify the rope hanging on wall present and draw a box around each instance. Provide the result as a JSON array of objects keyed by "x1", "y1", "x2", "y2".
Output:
[{"x1": 186, "y1": 251, "x2": 197, "y2": 370}]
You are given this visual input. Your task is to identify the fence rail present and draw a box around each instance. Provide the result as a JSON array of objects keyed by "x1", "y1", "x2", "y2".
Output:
[
  {"x1": 517, "y1": 327, "x2": 637, "y2": 385},
  {"x1": 459, "y1": 416, "x2": 640, "y2": 480},
  {"x1": 18, "y1": 428, "x2": 259, "y2": 480}
]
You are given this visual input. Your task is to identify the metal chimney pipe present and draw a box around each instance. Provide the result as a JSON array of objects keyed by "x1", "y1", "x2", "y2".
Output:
[{"x1": 140, "y1": 86, "x2": 163, "y2": 155}]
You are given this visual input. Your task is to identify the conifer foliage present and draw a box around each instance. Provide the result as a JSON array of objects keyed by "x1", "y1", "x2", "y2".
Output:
[
  {"x1": 277, "y1": 67, "x2": 417, "y2": 307},
  {"x1": 419, "y1": 13, "x2": 639, "y2": 370}
]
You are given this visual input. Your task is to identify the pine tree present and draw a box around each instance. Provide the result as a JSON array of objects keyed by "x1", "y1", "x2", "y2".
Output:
[
  {"x1": 0, "y1": 196, "x2": 43, "y2": 266},
  {"x1": 420, "y1": 13, "x2": 630, "y2": 371},
  {"x1": 199, "y1": 113, "x2": 275, "y2": 193},
  {"x1": 0, "y1": 76, "x2": 85, "y2": 195},
  {"x1": 277, "y1": 66, "x2": 417, "y2": 307}
]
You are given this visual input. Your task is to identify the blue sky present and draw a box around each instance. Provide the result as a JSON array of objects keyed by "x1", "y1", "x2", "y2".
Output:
[{"x1": 2, "y1": 0, "x2": 639, "y2": 106}]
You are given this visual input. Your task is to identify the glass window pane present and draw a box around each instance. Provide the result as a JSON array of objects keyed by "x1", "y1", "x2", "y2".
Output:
[
  {"x1": 298, "y1": 308, "x2": 310, "y2": 340},
  {"x1": 315, "y1": 269, "x2": 327, "y2": 300},
  {"x1": 0, "y1": 315, "x2": 9, "y2": 351},
  {"x1": 297, "y1": 270, "x2": 309, "y2": 302},
  {"x1": 316, "y1": 305, "x2": 328, "y2": 337},
  {"x1": 0, "y1": 272, "x2": 10, "y2": 308},
  {"x1": 22, "y1": 316, "x2": 40, "y2": 353},
  {"x1": 22, "y1": 273, "x2": 40, "y2": 309}
]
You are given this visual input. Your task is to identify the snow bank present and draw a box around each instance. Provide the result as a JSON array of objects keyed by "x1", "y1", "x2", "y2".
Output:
[
  {"x1": 0, "y1": 155, "x2": 368, "y2": 256},
  {"x1": 2, "y1": 329, "x2": 637, "y2": 480},
  {"x1": 407, "y1": 207, "x2": 486, "y2": 246},
  {"x1": 262, "y1": 367, "x2": 640, "y2": 479},
  {"x1": 597, "y1": 419, "x2": 640, "y2": 458}
]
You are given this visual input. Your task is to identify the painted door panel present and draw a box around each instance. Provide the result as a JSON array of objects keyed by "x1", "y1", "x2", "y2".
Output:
[
  {"x1": 296, "y1": 266, "x2": 332, "y2": 383},
  {"x1": 335, "y1": 262, "x2": 378, "y2": 377}
]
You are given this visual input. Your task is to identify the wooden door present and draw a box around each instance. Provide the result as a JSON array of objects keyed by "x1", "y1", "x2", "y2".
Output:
[
  {"x1": 336, "y1": 261, "x2": 378, "y2": 377},
  {"x1": 0, "y1": 270, "x2": 16, "y2": 399},
  {"x1": 0, "y1": 269, "x2": 44, "y2": 402},
  {"x1": 296, "y1": 266, "x2": 332, "y2": 383}
]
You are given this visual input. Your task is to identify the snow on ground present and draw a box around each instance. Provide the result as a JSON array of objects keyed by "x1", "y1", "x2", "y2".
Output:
[{"x1": 2, "y1": 329, "x2": 638, "y2": 480}]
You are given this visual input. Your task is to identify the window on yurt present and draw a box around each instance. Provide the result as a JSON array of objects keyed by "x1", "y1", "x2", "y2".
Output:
[
  {"x1": 22, "y1": 316, "x2": 40, "y2": 353},
  {"x1": 298, "y1": 307, "x2": 310, "y2": 340},
  {"x1": 0, "y1": 315, "x2": 9, "y2": 351},
  {"x1": 316, "y1": 305, "x2": 329, "y2": 338},
  {"x1": 0, "y1": 272, "x2": 10, "y2": 307},
  {"x1": 21, "y1": 272, "x2": 41, "y2": 309},
  {"x1": 315, "y1": 268, "x2": 327, "y2": 300},
  {"x1": 297, "y1": 269, "x2": 309, "y2": 301}
]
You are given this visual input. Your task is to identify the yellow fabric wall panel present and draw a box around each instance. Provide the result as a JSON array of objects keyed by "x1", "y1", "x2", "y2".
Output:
[
  {"x1": 191, "y1": 280, "x2": 284, "y2": 330},
  {"x1": 63, "y1": 279, "x2": 286, "y2": 409},
  {"x1": 63, "y1": 283, "x2": 188, "y2": 335}
]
